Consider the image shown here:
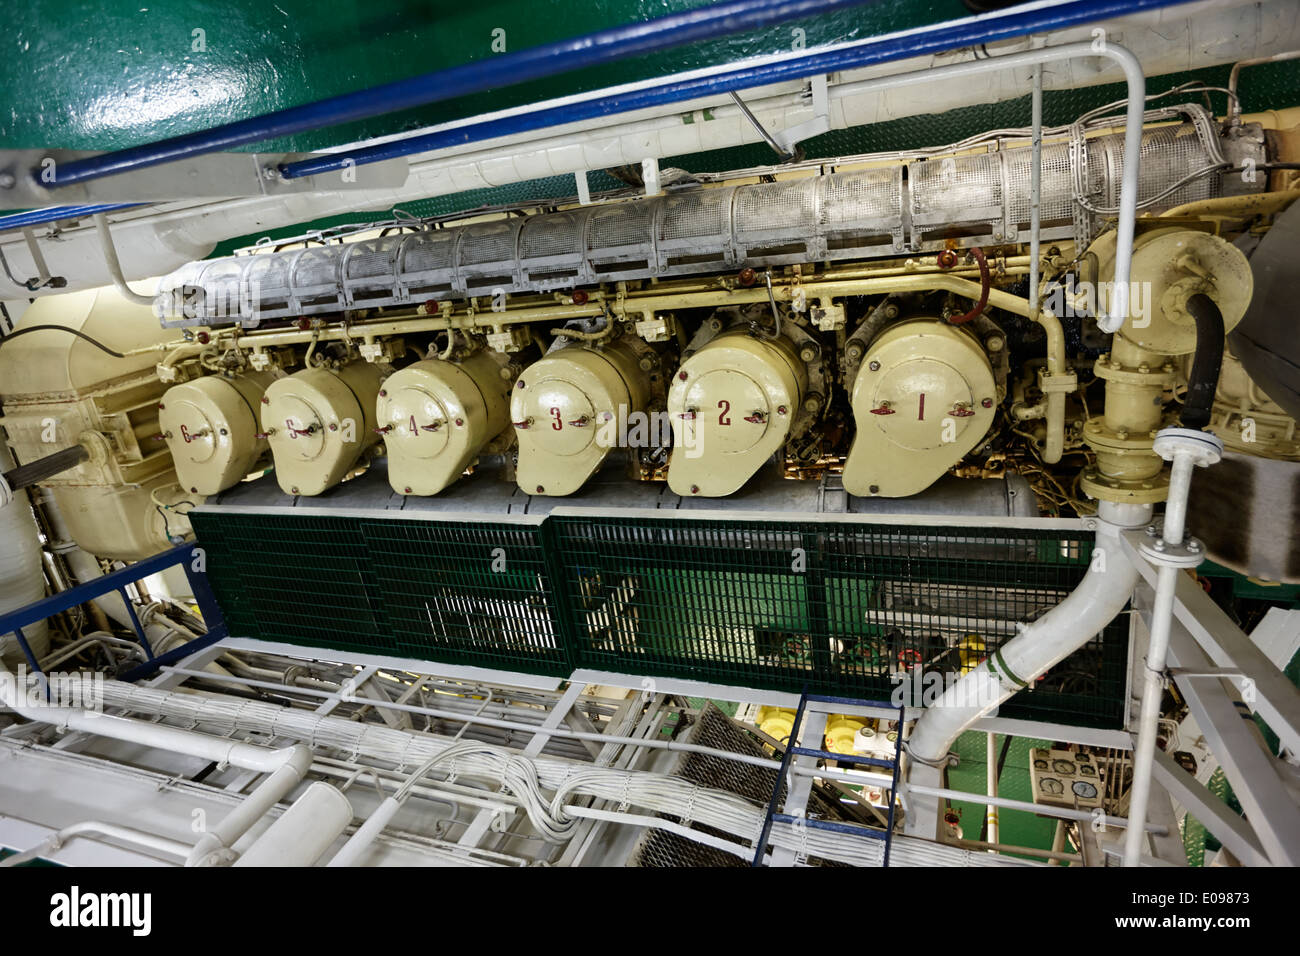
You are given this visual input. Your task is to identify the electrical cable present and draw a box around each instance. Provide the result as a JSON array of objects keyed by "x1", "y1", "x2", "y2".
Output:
[{"x1": 0, "y1": 324, "x2": 126, "y2": 358}]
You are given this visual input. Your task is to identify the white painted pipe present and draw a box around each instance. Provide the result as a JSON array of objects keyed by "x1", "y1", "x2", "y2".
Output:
[
  {"x1": 1123, "y1": 449, "x2": 1198, "y2": 867},
  {"x1": 326, "y1": 795, "x2": 401, "y2": 868},
  {"x1": 0, "y1": 447, "x2": 49, "y2": 665},
  {"x1": 0, "y1": 661, "x2": 313, "y2": 866},
  {"x1": 187, "y1": 751, "x2": 313, "y2": 866},
  {"x1": 986, "y1": 732, "x2": 999, "y2": 847},
  {"x1": 905, "y1": 500, "x2": 1153, "y2": 836},
  {"x1": 233, "y1": 782, "x2": 353, "y2": 867},
  {"x1": 92, "y1": 214, "x2": 155, "y2": 307},
  {"x1": 0, "y1": 820, "x2": 191, "y2": 867}
]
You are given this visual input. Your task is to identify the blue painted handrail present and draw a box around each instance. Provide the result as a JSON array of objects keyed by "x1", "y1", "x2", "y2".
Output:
[
  {"x1": 0, "y1": 203, "x2": 144, "y2": 235},
  {"x1": 280, "y1": 0, "x2": 1189, "y2": 181},
  {"x1": 42, "y1": 0, "x2": 885, "y2": 189},
  {"x1": 0, "y1": 542, "x2": 227, "y2": 685}
]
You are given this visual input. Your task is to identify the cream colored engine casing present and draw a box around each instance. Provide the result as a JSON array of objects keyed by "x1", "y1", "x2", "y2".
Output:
[
  {"x1": 510, "y1": 341, "x2": 648, "y2": 496},
  {"x1": 666, "y1": 330, "x2": 806, "y2": 497},
  {"x1": 844, "y1": 320, "x2": 996, "y2": 498},
  {"x1": 378, "y1": 353, "x2": 510, "y2": 496},
  {"x1": 160, "y1": 371, "x2": 276, "y2": 495},
  {"x1": 1092, "y1": 227, "x2": 1253, "y2": 354},
  {"x1": 262, "y1": 362, "x2": 384, "y2": 496}
]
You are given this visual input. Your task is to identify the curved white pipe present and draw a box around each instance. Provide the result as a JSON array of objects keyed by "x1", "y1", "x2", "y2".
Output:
[
  {"x1": 92, "y1": 214, "x2": 155, "y2": 306},
  {"x1": 0, "y1": 661, "x2": 312, "y2": 866},
  {"x1": 0, "y1": 821, "x2": 190, "y2": 867},
  {"x1": 904, "y1": 500, "x2": 1152, "y2": 836}
]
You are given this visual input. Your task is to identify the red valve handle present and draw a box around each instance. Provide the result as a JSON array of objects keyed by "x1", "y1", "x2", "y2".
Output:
[
  {"x1": 512, "y1": 420, "x2": 531, "y2": 429},
  {"x1": 743, "y1": 413, "x2": 766, "y2": 424},
  {"x1": 420, "y1": 422, "x2": 443, "y2": 432},
  {"x1": 869, "y1": 405, "x2": 896, "y2": 416},
  {"x1": 950, "y1": 407, "x2": 976, "y2": 418}
]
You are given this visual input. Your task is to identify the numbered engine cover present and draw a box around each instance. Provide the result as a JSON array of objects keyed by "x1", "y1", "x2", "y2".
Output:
[
  {"x1": 262, "y1": 362, "x2": 384, "y2": 496},
  {"x1": 510, "y1": 341, "x2": 648, "y2": 496},
  {"x1": 667, "y1": 331, "x2": 806, "y2": 497},
  {"x1": 844, "y1": 320, "x2": 996, "y2": 498},
  {"x1": 377, "y1": 352, "x2": 510, "y2": 496},
  {"x1": 160, "y1": 371, "x2": 275, "y2": 495}
]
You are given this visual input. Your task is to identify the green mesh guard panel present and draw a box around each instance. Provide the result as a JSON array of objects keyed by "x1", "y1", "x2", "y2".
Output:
[{"x1": 190, "y1": 510, "x2": 1127, "y2": 726}]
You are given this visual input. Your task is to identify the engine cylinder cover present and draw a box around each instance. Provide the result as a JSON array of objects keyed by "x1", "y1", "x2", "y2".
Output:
[
  {"x1": 160, "y1": 371, "x2": 275, "y2": 495},
  {"x1": 510, "y1": 340, "x2": 648, "y2": 496},
  {"x1": 844, "y1": 320, "x2": 996, "y2": 498},
  {"x1": 262, "y1": 361, "x2": 384, "y2": 496},
  {"x1": 667, "y1": 330, "x2": 806, "y2": 497},
  {"x1": 377, "y1": 352, "x2": 510, "y2": 496}
]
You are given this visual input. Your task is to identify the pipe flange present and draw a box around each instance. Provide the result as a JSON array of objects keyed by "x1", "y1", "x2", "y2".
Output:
[
  {"x1": 1093, "y1": 354, "x2": 1177, "y2": 387},
  {"x1": 1079, "y1": 466, "x2": 1170, "y2": 504},
  {"x1": 1139, "y1": 534, "x2": 1206, "y2": 569},
  {"x1": 1152, "y1": 426, "x2": 1223, "y2": 466},
  {"x1": 1083, "y1": 418, "x2": 1159, "y2": 451}
]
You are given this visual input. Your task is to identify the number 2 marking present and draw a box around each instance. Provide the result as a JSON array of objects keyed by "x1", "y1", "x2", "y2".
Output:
[{"x1": 718, "y1": 399, "x2": 731, "y2": 426}]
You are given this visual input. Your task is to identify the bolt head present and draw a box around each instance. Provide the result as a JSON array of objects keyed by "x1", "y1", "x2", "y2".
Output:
[
  {"x1": 329, "y1": 422, "x2": 338, "y2": 431},
  {"x1": 0, "y1": 172, "x2": 15, "y2": 189},
  {"x1": 777, "y1": 405, "x2": 788, "y2": 416},
  {"x1": 690, "y1": 485, "x2": 700, "y2": 494},
  {"x1": 455, "y1": 418, "x2": 464, "y2": 427},
  {"x1": 378, "y1": 389, "x2": 387, "y2": 397},
  {"x1": 678, "y1": 371, "x2": 688, "y2": 381},
  {"x1": 1146, "y1": 525, "x2": 1158, "y2": 535},
  {"x1": 869, "y1": 484, "x2": 880, "y2": 495},
  {"x1": 290, "y1": 486, "x2": 299, "y2": 494},
  {"x1": 535, "y1": 485, "x2": 545, "y2": 494},
  {"x1": 981, "y1": 398, "x2": 993, "y2": 408},
  {"x1": 404, "y1": 486, "x2": 412, "y2": 494},
  {"x1": 517, "y1": 380, "x2": 526, "y2": 389},
  {"x1": 868, "y1": 360, "x2": 881, "y2": 372},
  {"x1": 157, "y1": 403, "x2": 165, "y2": 410},
  {"x1": 1154, "y1": 540, "x2": 1166, "y2": 551},
  {"x1": 190, "y1": 486, "x2": 197, "y2": 494},
  {"x1": 1188, "y1": 540, "x2": 1201, "y2": 552},
  {"x1": 219, "y1": 428, "x2": 228, "y2": 436}
]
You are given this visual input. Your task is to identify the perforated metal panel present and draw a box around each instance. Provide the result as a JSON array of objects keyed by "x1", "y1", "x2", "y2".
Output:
[{"x1": 625, "y1": 702, "x2": 851, "y2": 867}]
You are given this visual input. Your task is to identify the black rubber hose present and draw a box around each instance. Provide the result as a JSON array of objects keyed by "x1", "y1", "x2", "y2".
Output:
[
  {"x1": 1182, "y1": 293, "x2": 1225, "y2": 430},
  {"x1": 3, "y1": 444, "x2": 90, "y2": 492}
]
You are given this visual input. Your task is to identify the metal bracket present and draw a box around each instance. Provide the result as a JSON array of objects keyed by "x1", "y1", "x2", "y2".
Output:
[{"x1": 772, "y1": 75, "x2": 830, "y2": 156}]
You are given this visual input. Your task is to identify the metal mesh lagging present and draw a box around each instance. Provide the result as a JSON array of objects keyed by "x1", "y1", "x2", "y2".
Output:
[
  {"x1": 155, "y1": 114, "x2": 1238, "y2": 326},
  {"x1": 625, "y1": 702, "x2": 852, "y2": 867}
]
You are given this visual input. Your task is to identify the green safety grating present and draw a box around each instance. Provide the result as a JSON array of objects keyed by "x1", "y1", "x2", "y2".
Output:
[{"x1": 190, "y1": 510, "x2": 1128, "y2": 726}]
